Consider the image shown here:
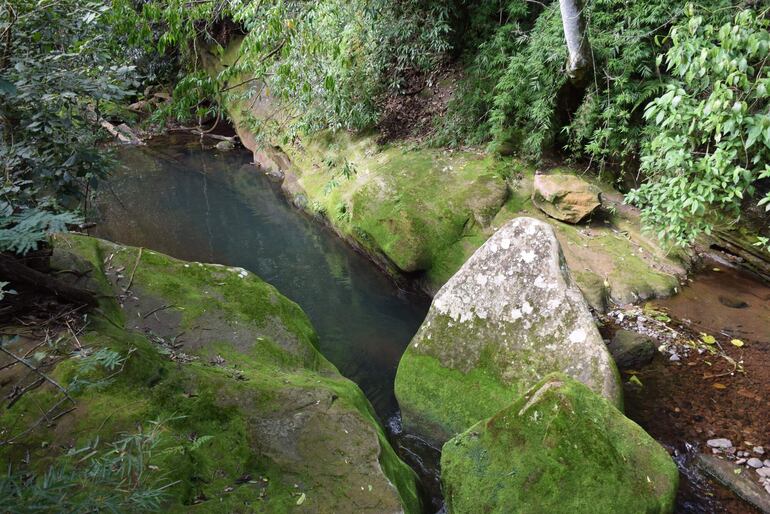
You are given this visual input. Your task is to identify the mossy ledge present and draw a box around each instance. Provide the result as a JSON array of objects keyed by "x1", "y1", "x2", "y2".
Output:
[
  {"x1": 0, "y1": 234, "x2": 421, "y2": 513},
  {"x1": 207, "y1": 38, "x2": 691, "y2": 310}
]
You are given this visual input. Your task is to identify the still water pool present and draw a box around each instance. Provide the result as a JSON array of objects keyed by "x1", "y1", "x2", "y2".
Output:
[{"x1": 93, "y1": 136, "x2": 429, "y2": 420}]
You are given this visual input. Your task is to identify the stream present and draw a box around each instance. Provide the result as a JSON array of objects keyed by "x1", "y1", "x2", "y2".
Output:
[
  {"x1": 93, "y1": 136, "x2": 769, "y2": 514},
  {"x1": 94, "y1": 136, "x2": 429, "y2": 419}
]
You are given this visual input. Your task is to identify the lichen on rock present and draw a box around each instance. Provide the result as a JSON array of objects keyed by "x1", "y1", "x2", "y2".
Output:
[{"x1": 394, "y1": 217, "x2": 622, "y2": 444}]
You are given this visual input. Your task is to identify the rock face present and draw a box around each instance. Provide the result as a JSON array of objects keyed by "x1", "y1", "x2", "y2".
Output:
[
  {"x1": 1, "y1": 235, "x2": 421, "y2": 513},
  {"x1": 608, "y1": 329, "x2": 656, "y2": 369},
  {"x1": 394, "y1": 217, "x2": 622, "y2": 444},
  {"x1": 532, "y1": 173, "x2": 601, "y2": 223},
  {"x1": 441, "y1": 373, "x2": 679, "y2": 514}
]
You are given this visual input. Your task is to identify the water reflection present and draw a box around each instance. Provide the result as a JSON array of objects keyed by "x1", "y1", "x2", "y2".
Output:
[{"x1": 93, "y1": 136, "x2": 429, "y2": 419}]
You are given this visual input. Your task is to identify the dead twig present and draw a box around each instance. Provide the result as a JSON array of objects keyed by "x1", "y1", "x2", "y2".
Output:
[
  {"x1": 143, "y1": 304, "x2": 174, "y2": 319},
  {"x1": 123, "y1": 247, "x2": 143, "y2": 293},
  {"x1": 0, "y1": 346, "x2": 74, "y2": 404}
]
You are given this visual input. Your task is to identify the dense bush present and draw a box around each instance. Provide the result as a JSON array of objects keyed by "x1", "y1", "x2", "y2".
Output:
[
  {"x1": 627, "y1": 7, "x2": 770, "y2": 248},
  {"x1": 135, "y1": 0, "x2": 454, "y2": 139},
  {"x1": 437, "y1": 0, "x2": 733, "y2": 171},
  {"x1": 0, "y1": 0, "x2": 134, "y2": 254}
]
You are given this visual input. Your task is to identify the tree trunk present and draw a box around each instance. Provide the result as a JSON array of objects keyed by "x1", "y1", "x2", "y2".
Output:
[
  {"x1": 0, "y1": 253, "x2": 98, "y2": 308},
  {"x1": 558, "y1": 0, "x2": 592, "y2": 86}
]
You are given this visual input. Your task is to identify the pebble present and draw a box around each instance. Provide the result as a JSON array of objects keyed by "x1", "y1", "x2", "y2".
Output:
[
  {"x1": 736, "y1": 458, "x2": 747, "y2": 465},
  {"x1": 707, "y1": 438, "x2": 733, "y2": 449},
  {"x1": 765, "y1": 460, "x2": 770, "y2": 467},
  {"x1": 737, "y1": 451, "x2": 748, "y2": 457},
  {"x1": 757, "y1": 467, "x2": 770, "y2": 478},
  {"x1": 747, "y1": 458, "x2": 764, "y2": 468},
  {"x1": 755, "y1": 446, "x2": 766, "y2": 455}
]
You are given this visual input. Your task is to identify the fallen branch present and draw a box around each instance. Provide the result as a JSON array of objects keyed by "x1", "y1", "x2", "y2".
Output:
[
  {"x1": 167, "y1": 127, "x2": 237, "y2": 142},
  {"x1": 143, "y1": 304, "x2": 173, "y2": 319},
  {"x1": 0, "y1": 253, "x2": 98, "y2": 308},
  {"x1": 0, "y1": 346, "x2": 75, "y2": 404}
]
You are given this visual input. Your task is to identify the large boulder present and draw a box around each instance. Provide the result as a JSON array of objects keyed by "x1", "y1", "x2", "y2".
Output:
[
  {"x1": 394, "y1": 217, "x2": 622, "y2": 444},
  {"x1": 532, "y1": 173, "x2": 601, "y2": 223},
  {"x1": 0, "y1": 235, "x2": 421, "y2": 513},
  {"x1": 441, "y1": 373, "x2": 679, "y2": 514}
]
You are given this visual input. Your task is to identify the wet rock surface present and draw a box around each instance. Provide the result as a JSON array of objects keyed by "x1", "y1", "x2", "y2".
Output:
[{"x1": 607, "y1": 329, "x2": 656, "y2": 369}]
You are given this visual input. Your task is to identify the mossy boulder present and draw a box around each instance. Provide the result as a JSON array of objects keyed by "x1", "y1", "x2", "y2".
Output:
[
  {"x1": 281, "y1": 131, "x2": 510, "y2": 280},
  {"x1": 0, "y1": 235, "x2": 420, "y2": 513},
  {"x1": 532, "y1": 173, "x2": 601, "y2": 223},
  {"x1": 441, "y1": 373, "x2": 679, "y2": 514},
  {"x1": 394, "y1": 217, "x2": 622, "y2": 445}
]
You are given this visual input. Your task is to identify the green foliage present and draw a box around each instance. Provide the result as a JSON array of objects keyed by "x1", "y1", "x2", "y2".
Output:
[
  {"x1": 0, "y1": 208, "x2": 81, "y2": 255},
  {"x1": 628, "y1": 6, "x2": 770, "y2": 247},
  {"x1": 0, "y1": 419, "x2": 175, "y2": 512},
  {"x1": 133, "y1": 0, "x2": 453, "y2": 137},
  {"x1": 0, "y1": 0, "x2": 135, "y2": 255},
  {"x1": 436, "y1": 0, "x2": 731, "y2": 170}
]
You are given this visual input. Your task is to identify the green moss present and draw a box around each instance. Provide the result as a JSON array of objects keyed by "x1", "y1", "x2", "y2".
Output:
[
  {"x1": 441, "y1": 373, "x2": 679, "y2": 514},
  {"x1": 1, "y1": 236, "x2": 420, "y2": 513},
  {"x1": 394, "y1": 352, "x2": 523, "y2": 443}
]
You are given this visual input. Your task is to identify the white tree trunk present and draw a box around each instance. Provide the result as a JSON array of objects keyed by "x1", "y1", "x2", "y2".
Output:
[{"x1": 559, "y1": 0, "x2": 592, "y2": 84}]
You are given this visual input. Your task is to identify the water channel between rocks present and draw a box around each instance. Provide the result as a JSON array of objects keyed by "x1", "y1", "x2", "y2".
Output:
[
  {"x1": 94, "y1": 136, "x2": 770, "y2": 514},
  {"x1": 94, "y1": 137, "x2": 430, "y2": 421}
]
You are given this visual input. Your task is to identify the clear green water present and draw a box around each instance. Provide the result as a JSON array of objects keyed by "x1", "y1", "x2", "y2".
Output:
[{"x1": 93, "y1": 136, "x2": 429, "y2": 420}]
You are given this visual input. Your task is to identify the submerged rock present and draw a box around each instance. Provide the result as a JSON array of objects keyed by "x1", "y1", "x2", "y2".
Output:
[
  {"x1": 608, "y1": 329, "x2": 656, "y2": 369},
  {"x1": 441, "y1": 373, "x2": 679, "y2": 514},
  {"x1": 696, "y1": 454, "x2": 770, "y2": 514},
  {"x1": 215, "y1": 139, "x2": 235, "y2": 151},
  {"x1": 532, "y1": 173, "x2": 601, "y2": 223},
  {"x1": 1, "y1": 234, "x2": 421, "y2": 513},
  {"x1": 394, "y1": 217, "x2": 621, "y2": 444}
]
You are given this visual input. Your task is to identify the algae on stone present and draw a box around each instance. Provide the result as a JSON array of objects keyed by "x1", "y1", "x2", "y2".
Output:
[
  {"x1": 394, "y1": 217, "x2": 621, "y2": 444},
  {"x1": 441, "y1": 373, "x2": 679, "y2": 514},
  {"x1": 0, "y1": 234, "x2": 421, "y2": 513}
]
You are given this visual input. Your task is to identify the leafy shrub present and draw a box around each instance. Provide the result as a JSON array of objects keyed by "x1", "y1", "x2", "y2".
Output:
[
  {"x1": 627, "y1": 6, "x2": 770, "y2": 247},
  {"x1": 437, "y1": 0, "x2": 731, "y2": 172},
  {"x1": 136, "y1": 0, "x2": 454, "y2": 138},
  {"x1": 0, "y1": 420, "x2": 175, "y2": 512},
  {"x1": 0, "y1": 0, "x2": 134, "y2": 255}
]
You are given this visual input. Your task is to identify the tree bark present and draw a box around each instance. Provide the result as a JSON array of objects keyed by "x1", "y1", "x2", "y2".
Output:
[
  {"x1": 558, "y1": 0, "x2": 592, "y2": 86},
  {"x1": 0, "y1": 253, "x2": 98, "y2": 308}
]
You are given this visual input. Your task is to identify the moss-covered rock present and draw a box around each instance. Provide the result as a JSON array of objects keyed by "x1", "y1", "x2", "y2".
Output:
[
  {"x1": 441, "y1": 373, "x2": 679, "y2": 514},
  {"x1": 208, "y1": 38, "x2": 690, "y2": 307},
  {"x1": 0, "y1": 234, "x2": 420, "y2": 513},
  {"x1": 275, "y1": 131, "x2": 686, "y2": 307},
  {"x1": 394, "y1": 217, "x2": 621, "y2": 445}
]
